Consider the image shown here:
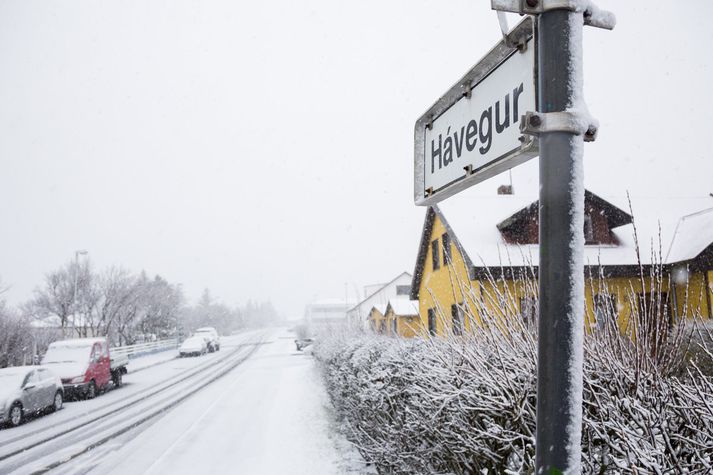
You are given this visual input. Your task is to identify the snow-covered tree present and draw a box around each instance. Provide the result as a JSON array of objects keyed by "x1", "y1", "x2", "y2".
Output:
[{"x1": 0, "y1": 283, "x2": 33, "y2": 368}]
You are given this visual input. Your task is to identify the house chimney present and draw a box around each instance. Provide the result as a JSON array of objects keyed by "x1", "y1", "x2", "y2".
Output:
[{"x1": 497, "y1": 184, "x2": 513, "y2": 195}]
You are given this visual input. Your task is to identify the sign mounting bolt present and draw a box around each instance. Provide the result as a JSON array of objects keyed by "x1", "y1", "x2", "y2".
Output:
[
  {"x1": 528, "y1": 114, "x2": 542, "y2": 128},
  {"x1": 584, "y1": 125, "x2": 598, "y2": 142},
  {"x1": 526, "y1": 0, "x2": 539, "y2": 8}
]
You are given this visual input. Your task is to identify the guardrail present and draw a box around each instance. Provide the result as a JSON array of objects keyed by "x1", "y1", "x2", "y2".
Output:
[{"x1": 111, "y1": 339, "x2": 178, "y2": 359}]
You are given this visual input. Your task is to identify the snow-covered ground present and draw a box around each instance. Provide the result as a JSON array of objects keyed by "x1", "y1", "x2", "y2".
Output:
[
  {"x1": 65, "y1": 327, "x2": 370, "y2": 475},
  {"x1": 0, "y1": 330, "x2": 269, "y2": 475}
]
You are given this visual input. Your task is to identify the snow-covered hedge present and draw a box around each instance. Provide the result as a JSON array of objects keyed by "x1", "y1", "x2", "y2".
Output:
[{"x1": 314, "y1": 318, "x2": 713, "y2": 473}]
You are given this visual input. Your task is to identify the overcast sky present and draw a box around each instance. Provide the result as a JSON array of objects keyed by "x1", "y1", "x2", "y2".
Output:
[{"x1": 1, "y1": 0, "x2": 711, "y2": 317}]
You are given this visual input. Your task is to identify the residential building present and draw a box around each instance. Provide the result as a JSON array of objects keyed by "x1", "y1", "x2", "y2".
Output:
[
  {"x1": 410, "y1": 188, "x2": 713, "y2": 337},
  {"x1": 304, "y1": 298, "x2": 354, "y2": 327},
  {"x1": 346, "y1": 271, "x2": 412, "y2": 328},
  {"x1": 383, "y1": 299, "x2": 421, "y2": 338},
  {"x1": 367, "y1": 304, "x2": 387, "y2": 334}
]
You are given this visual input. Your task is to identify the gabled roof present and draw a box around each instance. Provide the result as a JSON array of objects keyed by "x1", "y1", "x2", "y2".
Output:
[
  {"x1": 496, "y1": 190, "x2": 632, "y2": 237},
  {"x1": 411, "y1": 186, "x2": 713, "y2": 298},
  {"x1": 369, "y1": 304, "x2": 387, "y2": 316},
  {"x1": 386, "y1": 299, "x2": 419, "y2": 317},
  {"x1": 666, "y1": 207, "x2": 713, "y2": 264},
  {"x1": 411, "y1": 194, "x2": 530, "y2": 300},
  {"x1": 349, "y1": 271, "x2": 412, "y2": 313}
]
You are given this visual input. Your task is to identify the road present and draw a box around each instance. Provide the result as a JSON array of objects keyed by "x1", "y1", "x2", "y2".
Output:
[
  {"x1": 0, "y1": 330, "x2": 264, "y2": 474},
  {"x1": 39, "y1": 328, "x2": 367, "y2": 475}
]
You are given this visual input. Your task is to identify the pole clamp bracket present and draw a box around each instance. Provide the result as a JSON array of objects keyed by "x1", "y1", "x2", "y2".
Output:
[
  {"x1": 491, "y1": 0, "x2": 616, "y2": 30},
  {"x1": 520, "y1": 111, "x2": 598, "y2": 142}
]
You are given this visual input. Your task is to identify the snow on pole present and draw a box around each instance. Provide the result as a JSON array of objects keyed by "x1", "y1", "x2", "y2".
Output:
[{"x1": 535, "y1": 7, "x2": 586, "y2": 475}]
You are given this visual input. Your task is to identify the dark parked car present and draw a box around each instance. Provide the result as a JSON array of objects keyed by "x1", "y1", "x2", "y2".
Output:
[{"x1": 0, "y1": 366, "x2": 64, "y2": 428}]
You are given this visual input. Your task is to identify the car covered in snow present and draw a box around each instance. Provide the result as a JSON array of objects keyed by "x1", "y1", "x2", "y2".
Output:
[
  {"x1": 179, "y1": 335, "x2": 209, "y2": 357},
  {"x1": 0, "y1": 366, "x2": 64, "y2": 428},
  {"x1": 194, "y1": 327, "x2": 220, "y2": 352},
  {"x1": 41, "y1": 337, "x2": 128, "y2": 400}
]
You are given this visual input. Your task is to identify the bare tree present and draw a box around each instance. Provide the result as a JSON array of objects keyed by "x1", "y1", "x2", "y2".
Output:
[
  {"x1": 85, "y1": 267, "x2": 141, "y2": 340},
  {"x1": 28, "y1": 266, "x2": 75, "y2": 331}
]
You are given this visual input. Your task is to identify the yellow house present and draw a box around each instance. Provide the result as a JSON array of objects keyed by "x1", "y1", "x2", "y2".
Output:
[
  {"x1": 367, "y1": 304, "x2": 387, "y2": 334},
  {"x1": 410, "y1": 188, "x2": 713, "y2": 337},
  {"x1": 383, "y1": 299, "x2": 421, "y2": 338}
]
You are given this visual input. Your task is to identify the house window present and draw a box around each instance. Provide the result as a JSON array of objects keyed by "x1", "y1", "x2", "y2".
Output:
[
  {"x1": 379, "y1": 320, "x2": 386, "y2": 334},
  {"x1": 392, "y1": 318, "x2": 398, "y2": 336},
  {"x1": 442, "y1": 233, "x2": 451, "y2": 263},
  {"x1": 396, "y1": 285, "x2": 410, "y2": 296},
  {"x1": 593, "y1": 294, "x2": 617, "y2": 330},
  {"x1": 427, "y1": 308, "x2": 437, "y2": 336},
  {"x1": 519, "y1": 297, "x2": 538, "y2": 324},
  {"x1": 431, "y1": 239, "x2": 440, "y2": 270},
  {"x1": 584, "y1": 214, "x2": 594, "y2": 244},
  {"x1": 451, "y1": 303, "x2": 464, "y2": 336}
]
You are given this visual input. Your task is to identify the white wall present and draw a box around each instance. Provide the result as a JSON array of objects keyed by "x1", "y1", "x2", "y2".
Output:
[{"x1": 347, "y1": 272, "x2": 412, "y2": 329}]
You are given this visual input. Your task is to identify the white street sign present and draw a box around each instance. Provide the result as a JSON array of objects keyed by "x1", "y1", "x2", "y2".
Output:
[{"x1": 414, "y1": 19, "x2": 537, "y2": 206}]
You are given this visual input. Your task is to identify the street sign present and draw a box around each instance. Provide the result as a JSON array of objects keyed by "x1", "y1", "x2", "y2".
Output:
[{"x1": 414, "y1": 19, "x2": 537, "y2": 206}]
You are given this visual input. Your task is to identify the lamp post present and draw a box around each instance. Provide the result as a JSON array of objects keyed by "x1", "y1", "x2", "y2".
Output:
[{"x1": 72, "y1": 250, "x2": 88, "y2": 335}]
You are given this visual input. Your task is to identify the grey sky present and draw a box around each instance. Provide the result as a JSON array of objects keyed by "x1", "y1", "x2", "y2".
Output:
[{"x1": 1, "y1": 0, "x2": 711, "y2": 317}]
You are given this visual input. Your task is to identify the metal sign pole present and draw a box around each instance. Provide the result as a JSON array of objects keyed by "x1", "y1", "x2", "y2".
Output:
[
  {"x1": 535, "y1": 7, "x2": 585, "y2": 473},
  {"x1": 420, "y1": 2, "x2": 614, "y2": 469},
  {"x1": 490, "y1": 3, "x2": 613, "y2": 472}
]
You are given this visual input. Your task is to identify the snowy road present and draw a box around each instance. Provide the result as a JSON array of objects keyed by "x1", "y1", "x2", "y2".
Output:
[
  {"x1": 55, "y1": 328, "x2": 367, "y2": 475},
  {"x1": 0, "y1": 330, "x2": 267, "y2": 475}
]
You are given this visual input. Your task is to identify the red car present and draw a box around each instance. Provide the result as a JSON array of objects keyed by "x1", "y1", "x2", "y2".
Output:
[{"x1": 41, "y1": 338, "x2": 128, "y2": 399}]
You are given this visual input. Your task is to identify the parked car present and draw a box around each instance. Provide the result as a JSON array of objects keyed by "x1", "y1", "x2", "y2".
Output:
[
  {"x1": 0, "y1": 366, "x2": 64, "y2": 428},
  {"x1": 41, "y1": 337, "x2": 129, "y2": 400},
  {"x1": 179, "y1": 335, "x2": 209, "y2": 357},
  {"x1": 294, "y1": 338, "x2": 314, "y2": 351},
  {"x1": 194, "y1": 327, "x2": 220, "y2": 352}
]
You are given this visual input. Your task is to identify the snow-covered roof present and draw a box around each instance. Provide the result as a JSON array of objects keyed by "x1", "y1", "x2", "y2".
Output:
[
  {"x1": 30, "y1": 315, "x2": 63, "y2": 328},
  {"x1": 665, "y1": 208, "x2": 713, "y2": 264},
  {"x1": 30, "y1": 314, "x2": 95, "y2": 329},
  {"x1": 433, "y1": 188, "x2": 713, "y2": 268},
  {"x1": 370, "y1": 304, "x2": 387, "y2": 316},
  {"x1": 348, "y1": 271, "x2": 412, "y2": 313},
  {"x1": 387, "y1": 299, "x2": 419, "y2": 317}
]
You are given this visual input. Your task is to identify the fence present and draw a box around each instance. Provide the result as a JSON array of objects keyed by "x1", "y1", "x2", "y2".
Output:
[{"x1": 111, "y1": 339, "x2": 179, "y2": 359}]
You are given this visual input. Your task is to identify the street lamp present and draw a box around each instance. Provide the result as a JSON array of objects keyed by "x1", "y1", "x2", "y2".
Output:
[{"x1": 73, "y1": 250, "x2": 88, "y2": 334}]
